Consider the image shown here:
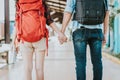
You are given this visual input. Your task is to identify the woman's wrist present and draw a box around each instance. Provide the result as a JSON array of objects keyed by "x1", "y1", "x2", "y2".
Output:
[{"x1": 61, "y1": 28, "x2": 65, "y2": 33}]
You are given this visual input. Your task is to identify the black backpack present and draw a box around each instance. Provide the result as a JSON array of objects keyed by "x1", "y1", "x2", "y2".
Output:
[{"x1": 73, "y1": 0, "x2": 108, "y2": 25}]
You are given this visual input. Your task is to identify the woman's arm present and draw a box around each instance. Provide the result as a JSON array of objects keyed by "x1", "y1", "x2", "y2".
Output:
[
  {"x1": 44, "y1": 1, "x2": 67, "y2": 43},
  {"x1": 49, "y1": 22, "x2": 67, "y2": 44},
  {"x1": 49, "y1": 22, "x2": 62, "y2": 34},
  {"x1": 12, "y1": 28, "x2": 17, "y2": 44},
  {"x1": 11, "y1": 27, "x2": 19, "y2": 53},
  {"x1": 44, "y1": 3, "x2": 59, "y2": 33},
  {"x1": 44, "y1": 1, "x2": 54, "y2": 25}
]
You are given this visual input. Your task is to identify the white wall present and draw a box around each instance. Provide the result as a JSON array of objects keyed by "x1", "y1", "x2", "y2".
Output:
[
  {"x1": 9, "y1": 0, "x2": 15, "y2": 21},
  {"x1": 0, "y1": 0, "x2": 4, "y2": 22}
]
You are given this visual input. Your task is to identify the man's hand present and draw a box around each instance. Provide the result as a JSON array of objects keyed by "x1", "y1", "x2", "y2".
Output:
[
  {"x1": 58, "y1": 32, "x2": 67, "y2": 44},
  {"x1": 102, "y1": 35, "x2": 106, "y2": 46}
]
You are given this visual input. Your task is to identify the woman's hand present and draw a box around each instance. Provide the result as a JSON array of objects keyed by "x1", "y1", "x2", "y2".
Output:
[
  {"x1": 11, "y1": 28, "x2": 19, "y2": 53},
  {"x1": 49, "y1": 22, "x2": 67, "y2": 44},
  {"x1": 11, "y1": 39, "x2": 19, "y2": 54},
  {"x1": 58, "y1": 32, "x2": 67, "y2": 44}
]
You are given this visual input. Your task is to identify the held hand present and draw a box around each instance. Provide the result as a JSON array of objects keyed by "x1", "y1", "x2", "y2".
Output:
[{"x1": 58, "y1": 32, "x2": 67, "y2": 44}]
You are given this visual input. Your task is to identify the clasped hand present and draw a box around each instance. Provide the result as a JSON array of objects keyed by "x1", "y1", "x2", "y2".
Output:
[{"x1": 58, "y1": 32, "x2": 67, "y2": 44}]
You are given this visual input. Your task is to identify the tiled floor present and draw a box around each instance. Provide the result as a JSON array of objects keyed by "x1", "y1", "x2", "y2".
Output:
[{"x1": 0, "y1": 37, "x2": 120, "y2": 80}]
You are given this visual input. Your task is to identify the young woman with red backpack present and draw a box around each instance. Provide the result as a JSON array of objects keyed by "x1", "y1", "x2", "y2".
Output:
[{"x1": 12, "y1": 0, "x2": 67, "y2": 80}]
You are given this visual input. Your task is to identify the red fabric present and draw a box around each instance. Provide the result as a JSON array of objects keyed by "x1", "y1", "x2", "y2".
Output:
[
  {"x1": 19, "y1": 0, "x2": 38, "y2": 4},
  {"x1": 15, "y1": 0, "x2": 49, "y2": 55}
]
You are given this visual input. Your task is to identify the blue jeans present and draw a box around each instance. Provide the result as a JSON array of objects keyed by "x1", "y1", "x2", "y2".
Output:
[{"x1": 72, "y1": 28, "x2": 103, "y2": 80}]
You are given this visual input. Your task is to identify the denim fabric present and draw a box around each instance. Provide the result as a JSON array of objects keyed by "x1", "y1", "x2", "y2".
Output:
[{"x1": 72, "y1": 28, "x2": 103, "y2": 80}]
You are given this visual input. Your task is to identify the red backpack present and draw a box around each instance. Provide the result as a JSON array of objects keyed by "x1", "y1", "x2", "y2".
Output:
[{"x1": 15, "y1": 0, "x2": 49, "y2": 43}]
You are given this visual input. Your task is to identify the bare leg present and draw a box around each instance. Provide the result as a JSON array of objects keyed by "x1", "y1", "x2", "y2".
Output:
[
  {"x1": 35, "y1": 50, "x2": 45, "y2": 80},
  {"x1": 20, "y1": 43, "x2": 33, "y2": 80}
]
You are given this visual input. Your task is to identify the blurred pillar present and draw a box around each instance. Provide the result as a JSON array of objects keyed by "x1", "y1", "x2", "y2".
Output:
[
  {"x1": 113, "y1": 14, "x2": 120, "y2": 54},
  {"x1": 4, "y1": 0, "x2": 10, "y2": 43}
]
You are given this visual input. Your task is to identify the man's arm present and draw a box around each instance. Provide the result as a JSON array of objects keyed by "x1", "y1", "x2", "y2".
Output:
[
  {"x1": 58, "y1": 12, "x2": 72, "y2": 44},
  {"x1": 103, "y1": 11, "x2": 109, "y2": 45},
  {"x1": 104, "y1": 0, "x2": 109, "y2": 35},
  {"x1": 104, "y1": 11, "x2": 109, "y2": 35},
  {"x1": 59, "y1": 0, "x2": 75, "y2": 44},
  {"x1": 61, "y1": 12, "x2": 72, "y2": 33}
]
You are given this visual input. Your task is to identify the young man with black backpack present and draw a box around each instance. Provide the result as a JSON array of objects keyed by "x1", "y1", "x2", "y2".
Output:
[{"x1": 59, "y1": 0, "x2": 109, "y2": 80}]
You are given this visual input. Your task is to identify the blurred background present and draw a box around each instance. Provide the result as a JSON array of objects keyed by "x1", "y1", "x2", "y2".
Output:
[{"x1": 0, "y1": 0, "x2": 120, "y2": 80}]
